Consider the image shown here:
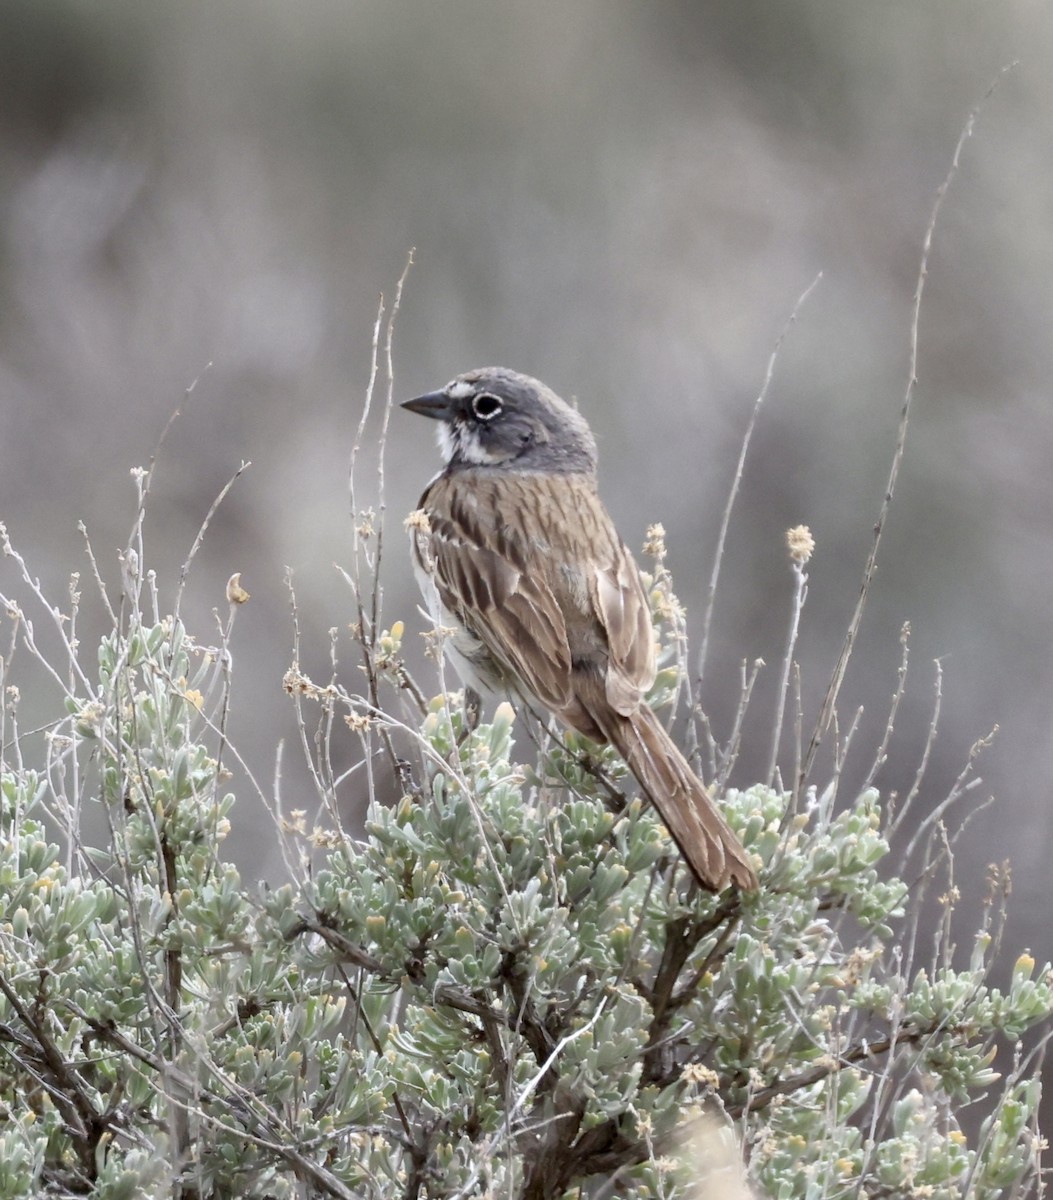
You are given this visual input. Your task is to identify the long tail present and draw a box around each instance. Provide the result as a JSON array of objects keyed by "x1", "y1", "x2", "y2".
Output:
[{"x1": 600, "y1": 705, "x2": 757, "y2": 892}]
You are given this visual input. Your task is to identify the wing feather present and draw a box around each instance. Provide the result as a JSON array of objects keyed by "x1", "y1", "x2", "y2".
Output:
[
  {"x1": 591, "y1": 542, "x2": 656, "y2": 716},
  {"x1": 419, "y1": 471, "x2": 656, "y2": 720},
  {"x1": 423, "y1": 477, "x2": 574, "y2": 711}
]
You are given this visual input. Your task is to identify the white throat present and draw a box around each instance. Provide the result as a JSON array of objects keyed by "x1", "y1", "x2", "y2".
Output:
[{"x1": 437, "y1": 421, "x2": 507, "y2": 466}]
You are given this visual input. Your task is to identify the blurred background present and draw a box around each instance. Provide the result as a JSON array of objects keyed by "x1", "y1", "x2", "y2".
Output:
[{"x1": 0, "y1": 1, "x2": 1050, "y2": 973}]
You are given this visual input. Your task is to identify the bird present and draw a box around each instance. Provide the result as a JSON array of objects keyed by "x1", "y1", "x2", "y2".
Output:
[{"x1": 401, "y1": 367, "x2": 757, "y2": 892}]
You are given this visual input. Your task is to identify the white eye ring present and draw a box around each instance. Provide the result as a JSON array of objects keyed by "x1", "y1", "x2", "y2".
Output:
[{"x1": 472, "y1": 393, "x2": 503, "y2": 421}]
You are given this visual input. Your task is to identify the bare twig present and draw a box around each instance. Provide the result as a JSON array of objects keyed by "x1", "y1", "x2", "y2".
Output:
[
  {"x1": 696, "y1": 271, "x2": 822, "y2": 687},
  {"x1": 801, "y1": 68, "x2": 1014, "y2": 787},
  {"x1": 711, "y1": 657, "x2": 764, "y2": 793},
  {"x1": 862, "y1": 621, "x2": 912, "y2": 797},
  {"x1": 767, "y1": 558, "x2": 808, "y2": 788},
  {"x1": 173, "y1": 460, "x2": 251, "y2": 622}
]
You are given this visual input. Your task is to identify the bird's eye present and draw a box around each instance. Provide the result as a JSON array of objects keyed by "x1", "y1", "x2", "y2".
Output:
[{"x1": 472, "y1": 393, "x2": 502, "y2": 421}]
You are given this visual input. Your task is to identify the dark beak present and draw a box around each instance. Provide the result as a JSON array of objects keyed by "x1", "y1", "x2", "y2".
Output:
[{"x1": 401, "y1": 390, "x2": 453, "y2": 420}]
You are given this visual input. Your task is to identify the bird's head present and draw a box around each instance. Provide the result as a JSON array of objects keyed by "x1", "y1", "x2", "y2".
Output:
[{"x1": 401, "y1": 367, "x2": 597, "y2": 473}]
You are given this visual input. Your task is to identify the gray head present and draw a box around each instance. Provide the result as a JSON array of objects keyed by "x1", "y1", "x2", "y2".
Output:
[{"x1": 402, "y1": 367, "x2": 598, "y2": 474}]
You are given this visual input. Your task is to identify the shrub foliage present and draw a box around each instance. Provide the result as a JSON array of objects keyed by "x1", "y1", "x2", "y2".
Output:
[{"x1": 0, "y1": 499, "x2": 1049, "y2": 1199}]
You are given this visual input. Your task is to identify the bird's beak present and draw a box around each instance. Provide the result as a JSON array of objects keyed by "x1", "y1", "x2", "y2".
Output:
[{"x1": 401, "y1": 390, "x2": 453, "y2": 420}]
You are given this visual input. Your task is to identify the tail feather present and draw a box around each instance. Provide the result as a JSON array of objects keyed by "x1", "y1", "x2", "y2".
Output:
[{"x1": 600, "y1": 706, "x2": 757, "y2": 892}]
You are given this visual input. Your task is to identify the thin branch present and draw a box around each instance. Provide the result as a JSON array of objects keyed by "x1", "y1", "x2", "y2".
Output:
[
  {"x1": 696, "y1": 271, "x2": 822, "y2": 687},
  {"x1": 173, "y1": 460, "x2": 251, "y2": 623},
  {"x1": 862, "y1": 621, "x2": 912, "y2": 797},
  {"x1": 801, "y1": 67, "x2": 1014, "y2": 785},
  {"x1": 767, "y1": 559, "x2": 808, "y2": 787}
]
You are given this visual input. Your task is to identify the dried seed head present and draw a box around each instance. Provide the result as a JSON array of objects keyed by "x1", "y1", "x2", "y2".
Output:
[
  {"x1": 226, "y1": 573, "x2": 251, "y2": 605},
  {"x1": 404, "y1": 508, "x2": 431, "y2": 533},
  {"x1": 643, "y1": 522, "x2": 667, "y2": 560},
  {"x1": 785, "y1": 524, "x2": 815, "y2": 564}
]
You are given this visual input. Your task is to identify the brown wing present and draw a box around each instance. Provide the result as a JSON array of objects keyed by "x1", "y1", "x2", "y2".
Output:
[
  {"x1": 420, "y1": 469, "x2": 656, "y2": 723},
  {"x1": 590, "y1": 540, "x2": 656, "y2": 716},
  {"x1": 421, "y1": 472, "x2": 575, "y2": 712}
]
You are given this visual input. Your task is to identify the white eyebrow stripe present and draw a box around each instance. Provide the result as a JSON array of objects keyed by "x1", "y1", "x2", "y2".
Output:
[{"x1": 447, "y1": 379, "x2": 474, "y2": 401}]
